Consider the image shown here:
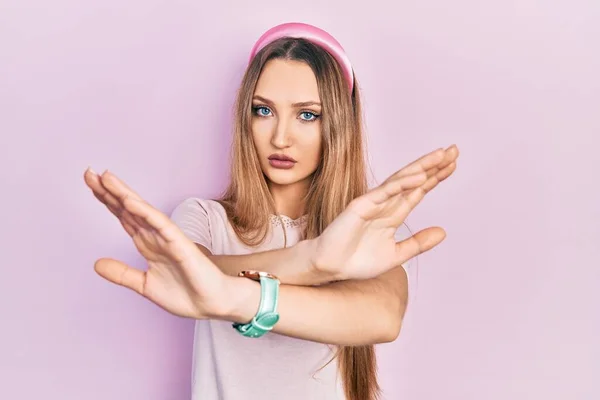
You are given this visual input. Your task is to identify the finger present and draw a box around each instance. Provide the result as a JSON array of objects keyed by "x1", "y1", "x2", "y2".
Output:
[
  {"x1": 122, "y1": 196, "x2": 182, "y2": 244},
  {"x1": 365, "y1": 171, "x2": 428, "y2": 205},
  {"x1": 85, "y1": 168, "x2": 120, "y2": 207},
  {"x1": 386, "y1": 160, "x2": 457, "y2": 226},
  {"x1": 100, "y1": 170, "x2": 144, "y2": 203},
  {"x1": 99, "y1": 170, "x2": 153, "y2": 229},
  {"x1": 421, "y1": 147, "x2": 459, "y2": 180},
  {"x1": 422, "y1": 161, "x2": 457, "y2": 192},
  {"x1": 408, "y1": 161, "x2": 457, "y2": 196},
  {"x1": 102, "y1": 193, "x2": 146, "y2": 236},
  {"x1": 377, "y1": 160, "x2": 457, "y2": 219},
  {"x1": 390, "y1": 146, "x2": 446, "y2": 179},
  {"x1": 119, "y1": 211, "x2": 140, "y2": 237},
  {"x1": 439, "y1": 145, "x2": 459, "y2": 168},
  {"x1": 381, "y1": 154, "x2": 457, "y2": 204},
  {"x1": 85, "y1": 168, "x2": 127, "y2": 216},
  {"x1": 85, "y1": 168, "x2": 145, "y2": 233},
  {"x1": 389, "y1": 148, "x2": 444, "y2": 181},
  {"x1": 94, "y1": 257, "x2": 146, "y2": 295},
  {"x1": 394, "y1": 227, "x2": 446, "y2": 265},
  {"x1": 390, "y1": 144, "x2": 459, "y2": 181}
]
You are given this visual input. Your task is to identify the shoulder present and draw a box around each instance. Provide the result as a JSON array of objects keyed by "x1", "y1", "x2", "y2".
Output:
[
  {"x1": 169, "y1": 197, "x2": 231, "y2": 236},
  {"x1": 170, "y1": 197, "x2": 227, "y2": 219},
  {"x1": 169, "y1": 197, "x2": 231, "y2": 251}
]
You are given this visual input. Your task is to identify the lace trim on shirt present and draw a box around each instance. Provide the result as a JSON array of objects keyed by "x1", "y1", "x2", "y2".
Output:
[{"x1": 269, "y1": 214, "x2": 308, "y2": 228}]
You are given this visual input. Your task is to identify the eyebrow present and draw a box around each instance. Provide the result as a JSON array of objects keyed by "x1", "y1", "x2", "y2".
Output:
[{"x1": 252, "y1": 95, "x2": 321, "y2": 108}]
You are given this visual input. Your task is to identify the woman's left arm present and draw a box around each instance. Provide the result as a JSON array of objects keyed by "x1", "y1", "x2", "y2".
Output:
[
  {"x1": 218, "y1": 264, "x2": 408, "y2": 346},
  {"x1": 85, "y1": 145, "x2": 459, "y2": 345}
]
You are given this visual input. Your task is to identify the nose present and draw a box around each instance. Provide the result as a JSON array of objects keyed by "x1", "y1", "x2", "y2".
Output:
[{"x1": 270, "y1": 118, "x2": 293, "y2": 149}]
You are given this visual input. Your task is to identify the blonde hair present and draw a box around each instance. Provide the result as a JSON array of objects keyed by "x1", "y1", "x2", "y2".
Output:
[{"x1": 217, "y1": 37, "x2": 380, "y2": 400}]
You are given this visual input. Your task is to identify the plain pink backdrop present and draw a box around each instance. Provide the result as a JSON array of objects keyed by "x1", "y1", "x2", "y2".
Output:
[{"x1": 1, "y1": 1, "x2": 598, "y2": 399}]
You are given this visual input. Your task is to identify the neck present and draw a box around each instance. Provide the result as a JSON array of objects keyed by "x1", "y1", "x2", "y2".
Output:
[{"x1": 268, "y1": 177, "x2": 311, "y2": 220}]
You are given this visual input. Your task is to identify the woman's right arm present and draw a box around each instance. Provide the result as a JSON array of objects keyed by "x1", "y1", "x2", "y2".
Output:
[
  {"x1": 197, "y1": 241, "x2": 328, "y2": 285},
  {"x1": 174, "y1": 146, "x2": 457, "y2": 287},
  {"x1": 169, "y1": 198, "x2": 331, "y2": 285}
]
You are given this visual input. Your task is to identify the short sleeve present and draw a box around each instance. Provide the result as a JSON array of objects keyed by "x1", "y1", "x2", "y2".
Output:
[{"x1": 170, "y1": 198, "x2": 213, "y2": 252}]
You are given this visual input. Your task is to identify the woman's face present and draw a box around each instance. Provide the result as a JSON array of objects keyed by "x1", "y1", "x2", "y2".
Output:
[{"x1": 251, "y1": 59, "x2": 323, "y2": 189}]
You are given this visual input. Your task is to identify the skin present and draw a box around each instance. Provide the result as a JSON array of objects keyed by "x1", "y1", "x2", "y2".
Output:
[
  {"x1": 83, "y1": 59, "x2": 460, "y2": 345},
  {"x1": 251, "y1": 59, "x2": 323, "y2": 219}
]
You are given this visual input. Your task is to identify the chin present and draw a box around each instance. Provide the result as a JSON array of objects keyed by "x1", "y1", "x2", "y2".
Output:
[{"x1": 264, "y1": 168, "x2": 311, "y2": 187}]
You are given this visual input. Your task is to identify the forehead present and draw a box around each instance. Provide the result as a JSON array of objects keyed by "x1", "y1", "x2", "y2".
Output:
[{"x1": 254, "y1": 59, "x2": 320, "y2": 103}]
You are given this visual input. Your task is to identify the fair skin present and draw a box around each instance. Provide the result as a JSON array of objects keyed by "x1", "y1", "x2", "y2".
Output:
[
  {"x1": 251, "y1": 59, "x2": 323, "y2": 219},
  {"x1": 84, "y1": 59, "x2": 460, "y2": 346}
]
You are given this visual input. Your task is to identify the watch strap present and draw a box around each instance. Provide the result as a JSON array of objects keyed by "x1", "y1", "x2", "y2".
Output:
[{"x1": 232, "y1": 274, "x2": 280, "y2": 338}]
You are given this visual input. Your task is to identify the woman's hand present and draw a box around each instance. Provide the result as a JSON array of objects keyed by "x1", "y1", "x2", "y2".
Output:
[
  {"x1": 84, "y1": 169, "x2": 230, "y2": 320},
  {"x1": 309, "y1": 144, "x2": 459, "y2": 281}
]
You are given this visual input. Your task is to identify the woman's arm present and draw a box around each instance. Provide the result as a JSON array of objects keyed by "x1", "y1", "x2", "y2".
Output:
[
  {"x1": 85, "y1": 168, "x2": 441, "y2": 346},
  {"x1": 216, "y1": 263, "x2": 409, "y2": 346},
  {"x1": 196, "y1": 241, "x2": 330, "y2": 286},
  {"x1": 197, "y1": 239, "x2": 409, "y2": 346},
  {"x1": 182, "y1": 146, "x2": 458, "y2": 288}
]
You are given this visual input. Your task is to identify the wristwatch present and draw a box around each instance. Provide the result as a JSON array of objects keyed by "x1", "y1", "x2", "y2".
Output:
[{"x1": 232, "y1": 270, "x2": 281, "y2": 338}]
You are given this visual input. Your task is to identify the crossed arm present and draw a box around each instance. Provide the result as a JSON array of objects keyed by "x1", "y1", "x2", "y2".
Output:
[
  {"x1": 85, "y1": 145, "x2": 458, "y2": 347},
  {"x1": 198, "y1": 242, "x2": 409, "y2": 346}
]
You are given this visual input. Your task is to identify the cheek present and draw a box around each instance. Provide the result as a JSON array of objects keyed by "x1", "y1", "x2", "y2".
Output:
[
  {"x1": 251, "y1": 120, "x2": 271, "y2": 155},
  {"x1": 309, "y1": 123, "x2": 323, "y2": 153},
  {"x1": 298, "y1": 124, "x2": 323, "y2": 162}
]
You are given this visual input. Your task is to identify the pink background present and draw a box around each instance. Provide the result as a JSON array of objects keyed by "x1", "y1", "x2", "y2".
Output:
[{"x1": 1, "y1": 1, "x2": 598, "y2": 399}]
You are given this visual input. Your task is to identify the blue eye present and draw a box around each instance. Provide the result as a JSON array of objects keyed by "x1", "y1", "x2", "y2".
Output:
[
  {"x1": 300, "y1": 112, "x2": 318, "y2": 121},
  {"x1": 254, "y1": 106, "x2": 272, "y2": 117}
]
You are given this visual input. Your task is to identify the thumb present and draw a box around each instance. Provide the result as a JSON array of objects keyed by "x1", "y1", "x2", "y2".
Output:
[
  {"x1": 94, "y1": 258, "x2": 146, "y2": 295},
  {"x1": 394, "y1": 226, "x2": 447, "y2": 265}
]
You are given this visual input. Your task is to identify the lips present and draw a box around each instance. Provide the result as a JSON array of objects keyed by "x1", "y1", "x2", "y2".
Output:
[
  {"x1": 268, "y1": 154, "x2": 297, "y2": 170},
  {"x1": 268, "y1": 154, "x2": 297, "y2": 162}
]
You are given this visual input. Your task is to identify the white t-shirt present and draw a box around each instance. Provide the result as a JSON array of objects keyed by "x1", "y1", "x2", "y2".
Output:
[{"x1": 170, "y1": 197, "x2": 415, "y2": 400}]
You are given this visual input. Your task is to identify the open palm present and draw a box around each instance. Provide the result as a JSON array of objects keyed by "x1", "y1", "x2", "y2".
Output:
[
  {"x1": 84, "y1": 170, "x2": 227, "y2": 319},
  {"x1": 311, "y1": 145, "x2": 459, "y2": 281}
]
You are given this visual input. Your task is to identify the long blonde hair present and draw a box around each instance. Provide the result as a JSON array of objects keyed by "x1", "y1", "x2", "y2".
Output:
[{"x1": 217, "y1": 37, "x2": 380, "y2": 400}]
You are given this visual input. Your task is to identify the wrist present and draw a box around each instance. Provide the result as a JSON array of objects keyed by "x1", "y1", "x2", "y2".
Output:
[
  {"x1": 213, "y1": 275, "x2": 261, "y2": 323},
  {"x1": 303, "y1": 238, "x2": 340, "y2": 285},
  {"x1": 290, "y1": 239, "x2": 335, "y2": 286}
]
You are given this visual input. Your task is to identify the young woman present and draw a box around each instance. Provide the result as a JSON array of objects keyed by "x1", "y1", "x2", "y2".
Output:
[{"x1": 84, "y1": 22, "x2": 459, "y2": 400}]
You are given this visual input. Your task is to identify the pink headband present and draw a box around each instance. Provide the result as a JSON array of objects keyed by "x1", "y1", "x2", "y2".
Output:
[{"x1": 248, "y1": 22, "x2": 355, "y2": 92}]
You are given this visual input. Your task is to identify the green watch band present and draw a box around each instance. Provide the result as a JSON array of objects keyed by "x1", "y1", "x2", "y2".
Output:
[{"x1": 232, "y1": 271, "x2": 280, "y2": 338}]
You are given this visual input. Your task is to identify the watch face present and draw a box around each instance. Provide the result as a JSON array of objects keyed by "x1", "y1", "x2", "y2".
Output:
[{"x1": 238, "y1": 270, "x2": 279, "y2": 282}]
